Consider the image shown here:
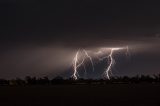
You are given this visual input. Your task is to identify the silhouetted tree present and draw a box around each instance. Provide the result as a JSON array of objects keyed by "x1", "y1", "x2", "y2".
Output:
[
  {"x1": 15, "y1": 78, "x2": 26, "y2": 85},
  {"x1": 25, "y1": 76, "x2": 37, "y2": 85},
  {"x1": 1, "y1": 74, "x2": 160, "y2": 86},
  {"x1": 0, "y1": 79, "x2": 9, "y2": 85},
  {"x1": 51, "y1": 76, "x2": 64, "y2": 84},
  {"x1": 153, "y1": 74, "x2": 160, "y2": 82},
  {"x1": 37, "y1": 76, "x2": 50, "y2": 85},
  {"x1": 139, "y1": 75, "x2": 153, "y2": 83},
  {"x1": 130, "y1": 75, "x2": 140, "y2": 83}
]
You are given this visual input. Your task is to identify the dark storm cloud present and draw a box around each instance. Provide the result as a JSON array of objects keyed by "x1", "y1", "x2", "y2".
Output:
[
  {"x1": 1, "y1": 0, "x2": 160, "y2": 36},
  {"x1": 0, "y1": 0, "x2": 160, "y2": 78},
  {"x1": 1, "y1": 0, "x2": 160, "y2": 48}
]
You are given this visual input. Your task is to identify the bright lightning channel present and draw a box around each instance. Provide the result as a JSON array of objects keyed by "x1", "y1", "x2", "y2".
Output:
[
  {"x1": 71, "y1": 47, "x2": 128, "y2": 80},
  {"x1": 72, "y1": 51, "x2": 79, "y2": 80},
  {"x1": 83, "y1": 49, "x2": 94, "y2": 72},
  {"x1": 103, "y1": 48, "x2": 123, "y2": 80},
  {"x1": 71, "y1": 50, "x2": 94, "y2": 80}
]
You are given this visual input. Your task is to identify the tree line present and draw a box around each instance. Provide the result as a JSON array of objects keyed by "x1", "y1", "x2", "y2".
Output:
[{"x1": 0, "y1": 74, "x2": 160, "y2": 86}]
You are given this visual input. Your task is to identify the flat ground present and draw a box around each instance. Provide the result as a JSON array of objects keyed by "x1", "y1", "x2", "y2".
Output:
[{"x1": 0, "y1": 84, "x2": 160, "y2": 106}]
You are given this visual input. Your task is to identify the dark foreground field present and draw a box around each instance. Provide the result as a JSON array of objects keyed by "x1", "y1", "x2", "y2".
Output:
[{"x1": 0, "y1": 84, "x2": 160, "y2": 106}]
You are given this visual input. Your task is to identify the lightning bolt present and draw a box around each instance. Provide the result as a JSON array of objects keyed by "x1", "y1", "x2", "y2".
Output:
[
  {"x1": 83, "y1": 49, "x2": 94, "y2": 72},
  {"x1": 72, "y1": 51, "x2": 79, "y2": 80},
  {"x1": 102, "y1": 47, "x2": 128, "y2": 79},
  {"x1": 71, "y1": 46, "x2": 129, "y2": 80},
  {"x1": 103, "y1": 48, "x2": 116, "y2": 80},
  {"x1": 71, "y1": 49, "x2": 94, "y2": 80}
]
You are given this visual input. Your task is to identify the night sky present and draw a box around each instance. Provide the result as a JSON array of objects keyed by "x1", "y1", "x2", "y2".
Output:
[{"x1": 0, "y1": 0, "x2": 160, "y2": 79}]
